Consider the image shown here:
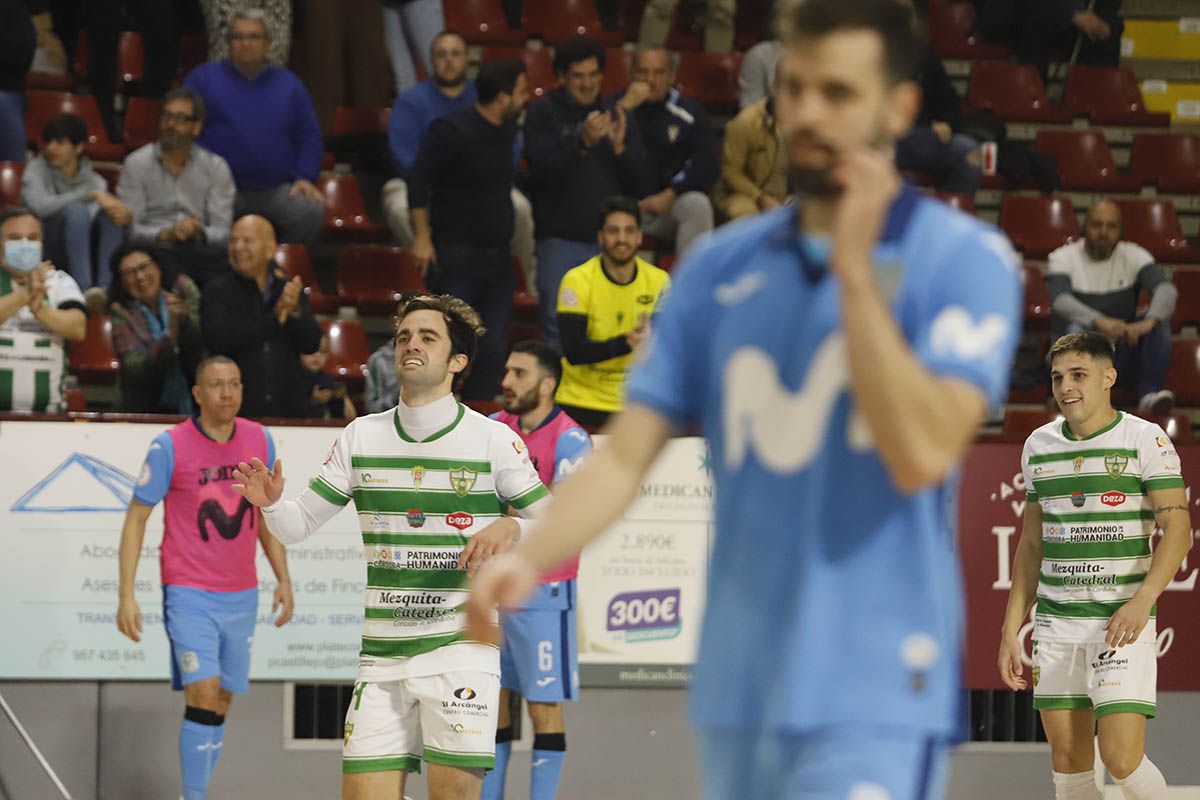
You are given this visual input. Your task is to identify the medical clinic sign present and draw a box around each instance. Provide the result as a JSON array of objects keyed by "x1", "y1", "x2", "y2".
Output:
[{"x1": 959, "y1": 443, "x2": 1200, "y2": 691}]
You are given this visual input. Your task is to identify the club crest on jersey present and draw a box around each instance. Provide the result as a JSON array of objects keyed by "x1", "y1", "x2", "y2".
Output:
[
  {"x1": 1104, "y1": 453, "x2": 1128, "y2": 479},
  {"x1": 1073, "y1": 456, "x2": 1085, "y2": 475},
  {"x1": 406, "y1": 509, "x2": 426, "y2": 528},
  {"x1": 1071, "y1": 490, "x2": 1086, "y2": 508},
  {"x1": 412, "y1": 465, "x2": 425, "y2": 490},
  {"x1": 449, "y1": 467, "x2": 477, "y2": 497}
]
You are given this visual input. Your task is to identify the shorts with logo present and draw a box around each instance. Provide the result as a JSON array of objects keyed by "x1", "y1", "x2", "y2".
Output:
[
  {"x1": 162, "y1": 584, "x2": 258, "y2": 694},
  {"x1": 500, "y1": 580, "x2": 579, "y2": 703},
  {"x1": 1032, "y1": 640, "x2": 1157, "y2": 718},
  {"x1": 342, "y1": 670, "x2": 500, "y2": 774}
]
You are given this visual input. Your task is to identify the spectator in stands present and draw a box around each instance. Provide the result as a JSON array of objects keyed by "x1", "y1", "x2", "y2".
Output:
[
  {"x1": 200, "y1": 214, "x2": 322, "y2": 418},
  {"x1": 107, "y1": 243, "x2": 203, "y2": 414},
  {"x1": 555, "y1": 196, "x2": 670, "y2": 429},
  {"x1": 739, "y1": 38, "x2": 780, "y2": 110},
  {"x1": 200, "y1": 0, "x2": 291, "y2": 66},
  {"x1": 185, "y1": 9, "x2": 326, "y2": 245},
  {"x1": 0, "y1": 206, "x2": 86, "y2": 412},
  {"x1": 364, "y1": 339, "x2": 398, "y2": 412},
  {"x1": 409, "y1": 59, "x2": 529, "y2": 401},
  {"x1": 525, "y1": 36, "x2": 650, "y2": 347},
  {"x1": 0, "y1": 0, "x2": 34, "y2": 162},
  {"x1": 21, "y1": 113, "x2": 129, "y2": 293},
  {"x1": 297, "y1": 333, "x2": 356, "y2": 420},
  {"x1": 618, "y1": 47, "x2": 716, "y2": 256},
  {"x1": 382, "y1": 0, "x2": 444, "y2": 97},
  {"x1": 895, "y1": 45, "x2": 980, "y2": 196},
  {"x1": 639, "y1": 0, "x2": 736, "y2": 53},
  {"x1": 381, "y1": 30, "x2": 535, "y2": 288},
  {"x1": 977, "y1": 0, "x2": 1122, "y2": 74},
  {"x1": 117, "y1": 87, "x2": 236, "y2": 288},
  {"x1": 301, "y1": 0, "x2": 391, "y2": 135},
  {"x1": 1047, "y1": 199, "x2": 1177, "y2": 415},
  {"x1": 711, "y1": 91, "x2": 788, "y2": 222}
]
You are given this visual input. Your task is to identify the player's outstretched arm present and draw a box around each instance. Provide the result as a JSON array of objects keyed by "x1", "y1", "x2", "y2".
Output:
[
  {"x1": 998, "y1": 499, "x2": 1044, "y2": 691},
  {"x1": 116, "y1": 501, "x2": 154, "y2": 642},
  {"x1": 468, "y1": 404, "x2": 674, "y2": 637}
]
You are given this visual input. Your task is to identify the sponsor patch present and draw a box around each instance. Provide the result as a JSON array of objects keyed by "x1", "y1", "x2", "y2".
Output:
[
  {"x1": 446, "y1": 512, "x2": 474, "y2": 531},
  {"x1": 1073, "y1": 456, "x2": 1085, "y2": 475},
  {"x1": 406, "y1": 509, "x2": 426, "y2": 528},
  {"x1": 1071, "y1": 490, "x2": 1086, "y2": 508},
  {"x1": 560, "y1": 288, "x2": 579, "y2": 308},
  {"x1": 453, "y1": 687, "x2": 477, "y2": 700},
  {"x1": 179, "y1": 651, "x2": 200, "y2": 673},
  {"x1": 1101, "y1": 492, "x2": 1126, "y2": 507}
]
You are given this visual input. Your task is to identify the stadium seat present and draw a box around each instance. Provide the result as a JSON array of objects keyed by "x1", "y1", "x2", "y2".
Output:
[
  {"x1": 603, "y1": 48, "x2": 633, "y2": 95},
  {"x1": 465, "y1": 399, "x2": 503, "y2": 416},
  {"x1": 335, "y1": 245, "x2": 426, "y2": 315},
  {"x1": 68, "y1": 314, "x2": 119, "y2": 386},
  {"x1": 320, "y1": 318, "x2": 370, "y2": 391},
  {"x1": 512, "y1": 256, "x2": 538, "y2": 321},
  {"x1": 93, "y1": 163, "x2": 120, "y2": 193},
  {"x1": 1064, "y1": 66, "x2": 1171, "y2": 127},
  {"x1": 65, "y1": 386, "x2": 87, "y2": 412},
  {"x1": 274, "y1": 244, "x2": 339, "y2": 314},
  {"x1": 1130, "y1": 133, "x2": 1200, "y2": 194},
  {"x1": 1171, "y1": 270, "x2": 1200, "y2": 332},
  {"x1": 444, "y1": 0, "x2": 527, "y2": 45},
  {"x1": 967, "y1": 62, "x2": 1072, "y2": 123},
  {"x1": 932, "y1": 192, "x2": 976, "y2": 215},
  {"x1": 1023, "y1": 263, "x2": 1052, "y2": 325},
  {"x1": 0, "y1": 161, "x2": 23, "y2": 207},
  {"x1": 657, "y1": 254, "x2": 678, "y2": 273},
  {"x1": 319, "y1": 173, "x2": 388, "y2": 242},
  {"x1": 73, "y1": 31, "x2": 144, "y2": 87},
  {"x1": 998, "y1": 196, "x2": 1079, "y2": 259},
  {"x1": 26, "y1": 69, "x2": 73, "y2": 92},
  {"x1": 24, "y1": 91, "x2": 124, "y2": 161},
  {"x1": 735, "y1": 0, "x2": 774, "y2": 50},
  {"x1": 483, "y1": 47, "x2": 557, "y2": 100},
  {"x1": 676, "y1": 52, "x2": 742, "y2": 114},
  {"x1": 1034, "y1": 130, "x2": 1141, "y2": 193},
  {"x1": 1165, "y1": 340, "x2": 1200, "y2": 406},
  {"x1": 528, "y1": 0, "x2": 624, "y2": 46},
  {"x1": 122, "y1": 97, "x2": 161, "y2": 152},
  {"x1": 926, "y1": 2, "x2": 1009, "y2": 60},
  {"x1": 1112, "y1": 199, "x2": 1200, "y2": 264},
  {"x1": 1002, "y1": 407, "x2": 1061, "y2": 437},
  {"x1": 1145, "y1": 411, "x2": 1195, "y2": 443}
]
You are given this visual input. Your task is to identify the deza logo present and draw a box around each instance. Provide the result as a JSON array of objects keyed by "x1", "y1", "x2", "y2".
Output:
[
  {"x1": 606, "y1": 588, "x2": 681, "y2": 643},
  {"x1": 1101, "y1": 492, "x2": 1126, "y2": 507}
]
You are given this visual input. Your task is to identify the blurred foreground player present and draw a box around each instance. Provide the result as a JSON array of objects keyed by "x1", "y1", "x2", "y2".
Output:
[
  {"x1": 470, "y1": 0, "x2": 1023, "y2": 797},
  {"x1": 116, "y1": 356, "x2": 294, "y2": 800}
]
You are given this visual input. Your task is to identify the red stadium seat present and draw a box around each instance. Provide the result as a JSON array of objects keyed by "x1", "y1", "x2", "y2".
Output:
[
  {"x1": 1172, "y1": 270, "x2": 1200, "y2": 332},
  {"x1": 735, "y1": 0, "x2": 774, "y2": 50},
  {"x1": 122, "y1": 97, "x2": 161, "y2": 152},
  {"x1": 1130, "y1": 133, "x2": 1200, "y2": 194},
  {"x1": 512, "y1": 256, "x2": 538, "y2": 321},
  {"x1": 319, "y1": 173, "x2": 388, "y2": 242},
  {"x1": 603, "y1": 48, "x2": 633, "y2": 95},
  {"x1": 1034, "y1": 129, "x2": 1141, "y2": 193},
  {"x1": 1064, "y1": 66, "x2": 1170, "y2": 127},
  {"x1": 967, "y1": 62, "x2": 1073, "y2": 124},
  {"x1": 26, "y1": 70, "x2": 73, "y2": 92},
  {"x1": 998, "y1": 196, "x2": 1080, "y2": 259},
  {"x1": 1165, "y1": 340, "x2": 1200, "y2": 406},
  {"x1": 444, "y1": 0, "x2": 527, "y2": 45},
  {"x1": 24, "y1": 91, "x2": 124, "y2": 161},
  {"x1": 1112, "y1": 199, "x2": 1200, "y2": 265},
  {"x1": 676, "y1": 52, "x2": 742, "y2": 114},
  {"x1": 926, "y1": 3, "x2": 1009, "y2": 60},
  {"x1": 1145, "y1": 411, "x2": 1195, "y2": 443},
  {"x1": 335, "y1": 245, "x2": 426, "y2": 315},
  {"x1": 528, "y1": 0, "x2": 624, "y2": 46},
  {"x1": 1023, "y1": 263, "x2": 1051, "y2": 325},
  {"x1": 73, "y1": 31, "x2": 144, "y2": 87},
  {"x1": 485, "y1": 46, "x2": 557, "y2": 100},
  {"x1": 1002, "y1": 407, "x2": 1061, "y2": 437},
  {"x1": 65, "y1": 386, "x2": 87, "y2": 412},
  {"x1": 465, "y1": 399, "x2": 503, "y2": 416},
  {"x1": 932, "y1": 192, "x2": 976, "y2": 215},
  {"x1": 274, "y1": 244, "x2": 339, "y2": 314},
  {"x1": 93, "y1": 163, "x2": 120, "y2": 193},
  {"x1": 320, "y1": 319, "x2": 370, "y2": 390},
  {"x1": 657, "y1": 254, "x2": 678, "y2": 273},
  {"x1": 0, "y1": 161, "x2": 23, "y2": 207},
  {"x1": 68, "y1": 314, "x2": 119, "y2": 386}
]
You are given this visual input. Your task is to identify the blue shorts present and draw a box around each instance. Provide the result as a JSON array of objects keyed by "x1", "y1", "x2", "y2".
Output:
[
  {"x1": 499, "y1": 580, "x2": 579, "y2": 703},
  {"x1": 697, "y1": 726, "x2": 952, "y2": 800},
  {"x1": 163, "y1": 584, "x2": 258, "y2": 694}
]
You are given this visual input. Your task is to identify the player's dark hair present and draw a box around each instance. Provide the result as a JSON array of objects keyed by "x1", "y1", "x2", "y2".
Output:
[
  {"x1": 476, "y1": 59, "x2": 524, "y2": 104},
  {"x1": 106, "y1": 242, "x2": 184, "y2": 308},
  {"x1": 511, "y1": 340, "x2": 563, "y2": 389},
  {"x1": 41, "y1": 113, "x2": 88, "y2": 146},
  {"x1": 162, "y1": 87, "x2": 206, "y2": 124},
  {"x1": 393, "y1": 294, "x2": 486, "y2": 393},
  {"x1": 778, "y1": 0, "x2": 924, "y2": 84},
  {"x1": 552, "y1": 35, "x2": 605, "y2": 75},
  {"x1": 1049, "y1": 331, "x2": 1116, "y2": 366},
  {"x1": 195, "y1": 355, "x2": 238, "y2": 383},
  {"x1": 0, "y1": 205, "x2": 37, "y2": 231},
  {"x1": 598, "y1": 196, "x2": 642, "y2": 231}
]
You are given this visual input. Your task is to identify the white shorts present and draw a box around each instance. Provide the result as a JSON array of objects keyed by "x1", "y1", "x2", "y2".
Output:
[
  {"x1": 342, "y1": 670, "x2": 500, "y2": 774},
  {"x1": 1032, "y1": 640, "x2": 1157, "y2": 718}
]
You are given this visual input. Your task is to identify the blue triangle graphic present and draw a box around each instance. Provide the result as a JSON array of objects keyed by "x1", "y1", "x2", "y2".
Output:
[{"x1": 11, "y1": 453, "x2": 137, "y2": 513}]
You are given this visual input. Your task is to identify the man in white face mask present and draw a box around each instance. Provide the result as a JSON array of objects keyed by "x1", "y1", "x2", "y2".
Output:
[{"x1": 0, "y1": 206, "x2": 87, "y2": 411}]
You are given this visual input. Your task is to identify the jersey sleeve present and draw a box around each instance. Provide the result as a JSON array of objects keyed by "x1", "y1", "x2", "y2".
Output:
[
  {"x1": 911, "y1": 227, "x2": 1022, "y2": 411},
  {"x1": 48, "y1": 270, "x2": 85, "y2": 311},
  {"x1": 1020, "y1": 437, "x2": 1038, "y2": 502},
  {"x1": 132, "y1": 431, "x2": 175, "y2": 507},
  {"x1": 553, "y1": 426, "x2": 593, "y2": 485},
  {"x1": 557, "y1": 267, "x2": 590, "y2": 318},
  {"x1": 1139, "y1": 423, "x2": 1185, "y2": 492},
  {"x1": 305, "y1": 425, "x2": 354, "y2": 507},
  {"x1": 491, "y1": 425, "x2": 548, "y2": 512}
]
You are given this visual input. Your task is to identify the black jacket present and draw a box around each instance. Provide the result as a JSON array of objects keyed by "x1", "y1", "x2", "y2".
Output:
[
  {"x1": 630, "y1": 89, "x2": 719, "y2": 196},
  {"x1": 200, "y1": 266, "x2": 322, "y2": 419}
]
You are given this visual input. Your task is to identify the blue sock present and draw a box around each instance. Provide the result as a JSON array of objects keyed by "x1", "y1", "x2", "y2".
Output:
[
  {"x1": 530, "y1": 733, "x2": 566, "y2": 800},
  {"x1": 180, "y1": 707, "x2": 225, "y2": 800},
  {"x1": 481, "y1": 726, "x2": 514, "y2": 800}
]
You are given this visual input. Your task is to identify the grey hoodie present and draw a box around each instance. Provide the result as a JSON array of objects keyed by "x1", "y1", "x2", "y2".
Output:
[{"x1": 20, "y1": 153, "x2": 106, "y2": 219}]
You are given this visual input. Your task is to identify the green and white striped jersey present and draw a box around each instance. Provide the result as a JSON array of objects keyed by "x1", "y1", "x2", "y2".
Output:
[
  {"x1": 1022, "y1": 411, "x2": 1184, "y2": 643},
  {"x1": 0, "y1": 268, "x2": 83, "y2": 412},
  {"x1": 309, "y1": 403, "x2": 548, "y2": 681}
]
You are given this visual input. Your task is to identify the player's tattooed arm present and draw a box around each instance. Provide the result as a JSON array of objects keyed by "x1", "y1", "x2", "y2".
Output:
[{"x1": 1154, "y1": 504, "x2": 1190, "y2": 515}]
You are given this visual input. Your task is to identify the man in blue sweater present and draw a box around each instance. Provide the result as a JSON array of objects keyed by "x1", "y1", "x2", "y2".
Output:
[
  {"x1": 184, "y1": 9, "x2": 326, "y2": 245},
  {"x1": 382, "y1": 30, "x2": 535, "y2": 290}
]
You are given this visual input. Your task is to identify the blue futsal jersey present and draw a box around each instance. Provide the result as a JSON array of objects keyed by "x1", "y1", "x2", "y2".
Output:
[{"x1": 625, "y1": 187, "x2": 1021, "y2": 736}]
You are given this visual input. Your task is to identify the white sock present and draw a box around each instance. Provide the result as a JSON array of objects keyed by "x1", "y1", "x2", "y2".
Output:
[
  {"x1": 1053, "y1": 770, "x2": 1104, "y2": 800},
  {"x1": 1115, "y1": 756, "x2": 1168, "y2": 800}
]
